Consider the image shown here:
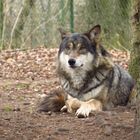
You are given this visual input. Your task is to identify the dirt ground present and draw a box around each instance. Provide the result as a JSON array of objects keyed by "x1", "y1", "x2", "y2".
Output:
[{"x1": 0, "y1": 48, "x2": 135, "y2": 140}]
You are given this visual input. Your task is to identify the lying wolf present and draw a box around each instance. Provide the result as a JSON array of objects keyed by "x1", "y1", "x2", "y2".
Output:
[{"x1": 37, "y1": 25, "x2": 135, "y2": 117}]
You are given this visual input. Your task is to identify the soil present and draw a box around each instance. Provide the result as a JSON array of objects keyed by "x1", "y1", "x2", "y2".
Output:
[{"x1": 0, "y1": 48, "x2": 135, "y2": 140}]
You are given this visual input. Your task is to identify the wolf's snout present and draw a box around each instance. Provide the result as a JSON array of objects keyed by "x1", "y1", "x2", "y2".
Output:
[{"x1": 68, "y1": 59, "x2": 76, "y2": 67}]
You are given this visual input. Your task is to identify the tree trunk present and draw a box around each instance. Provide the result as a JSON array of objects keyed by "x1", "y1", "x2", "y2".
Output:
[
  {"x1": 69, "y1": 0, "x2": 74, "y2": 33},
  {"x1": 0, "y1": 0, "x2": 3, "y2": 46},
  {"x1": 134, "y1": 101, "x2": 140, "y2": 140},
  {"x1": 129, "y1": 0, "x2": 140, "y2": 140},
  {"x1": 12, "y1": 0, "x2": 35, "y2": 48}
]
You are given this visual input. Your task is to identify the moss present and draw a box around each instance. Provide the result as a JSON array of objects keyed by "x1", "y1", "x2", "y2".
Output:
[
  {"x1": 16, "y1": 83, "x2": 30, "y2": 90},
  {"x1": 129, "y1": 56, "x2": 140, "y2": 80},
  {"x1": 3, "y1": 105, "x2": 12, "y2": 112},
  {"x1": 129, "y1": 42, "x2": 140, "y2": 80}
]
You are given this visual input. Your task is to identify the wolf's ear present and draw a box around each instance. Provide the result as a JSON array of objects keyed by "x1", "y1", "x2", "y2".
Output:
[
  {"x1": 58, "y1": 28, "x2": 70, "y2": 40},
  {"x1": 84, "y1": 25, "x2": 101, "y2": 43}
]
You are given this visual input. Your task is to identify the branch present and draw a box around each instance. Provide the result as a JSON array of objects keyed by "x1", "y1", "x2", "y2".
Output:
[
  {"x1": 8, "y1": 7, "x2": 23, "y2": 49},
  {"x1": 21, "y1": 0, "x2": 68, "y2": 48}
]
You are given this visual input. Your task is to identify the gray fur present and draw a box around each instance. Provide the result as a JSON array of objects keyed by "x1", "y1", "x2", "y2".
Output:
[
  {"x1": 37, "y1": 25, "x2": 135, "y2": 113},
  {"x1": 58, "y1": 26, "x2": 135, "y2": 110}
]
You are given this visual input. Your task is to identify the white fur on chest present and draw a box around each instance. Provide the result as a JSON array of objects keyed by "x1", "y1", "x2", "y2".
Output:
[
  {"x1": 69, "y1": 70, "x2": 86, "y2": 89},
  {"x1": 60, "y1": 70, "x2": 86, "y2": 91},
  {"x1": 79, "y1": 84, "x2": 107, "y2": 101}
]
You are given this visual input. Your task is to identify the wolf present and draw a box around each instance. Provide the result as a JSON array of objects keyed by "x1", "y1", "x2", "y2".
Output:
[{"x1": 37, "y1": 25, "x2": 135, "y2": 118}]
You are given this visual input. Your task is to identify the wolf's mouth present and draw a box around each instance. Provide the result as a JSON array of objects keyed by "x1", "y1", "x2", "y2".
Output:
[
  {"x1": 68, "y1": 58, "x2": 84, "y2": 69},
  {"x1": 70, "y1": 65, "x2": 77, "y2": 69},
  {"x1": 69, "y1": 64, "x2": 83, "y2": 69}
]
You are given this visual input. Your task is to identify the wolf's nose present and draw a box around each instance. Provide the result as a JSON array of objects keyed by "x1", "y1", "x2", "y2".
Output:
[{"x1": 68, "y1": 59, "x2": 76, "y2": 66}]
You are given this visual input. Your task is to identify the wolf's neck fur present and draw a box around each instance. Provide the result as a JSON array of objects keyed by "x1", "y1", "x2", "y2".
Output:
[
  {"x1": 58, "y1": 64, "x2": 112, "y2": 98},
  {"x1": 66, "y1": 68, "x2": 87, "y2": 89},
  {"x1": 58, "y1": 66, "x2": 87, "y2": 89}
]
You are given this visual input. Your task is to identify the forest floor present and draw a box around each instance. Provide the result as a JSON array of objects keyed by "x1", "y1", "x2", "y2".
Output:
[{"x1": 0, "y1": 47, "x2": 135, "y2": 140}]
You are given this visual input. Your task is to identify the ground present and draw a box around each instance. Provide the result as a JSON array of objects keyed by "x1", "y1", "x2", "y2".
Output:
[{"x1": 0, "y1": 48, "x2": 135, "y2": 140}]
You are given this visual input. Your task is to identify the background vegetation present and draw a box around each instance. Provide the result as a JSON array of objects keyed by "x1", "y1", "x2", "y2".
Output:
[
  {"x1": 0, "y1": 1, "x2": 140, "y2": 139},
  {"x1": 0, "y1": 0, "x2": 132, "y2": 50}
]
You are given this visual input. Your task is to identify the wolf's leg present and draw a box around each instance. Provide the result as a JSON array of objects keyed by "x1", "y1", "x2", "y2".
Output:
[
  {"x1": 65, "y1": 98, "x2": 82, "y2": 113},
  {"x1": 76, "y1": 99, "x2": 102, "y2": 118},
  {"x1": 61, "y1": 95, "x2": 81, "y2": 113},
  {"x1": 60, "y1": 105, "x2": 68, "y2": 112},
  {"x1": 61, "y1": 98, "x2": 82, "y2": 113},
  {"x1": 61, "y1": 94, "x2": 73, "y2": 112}
]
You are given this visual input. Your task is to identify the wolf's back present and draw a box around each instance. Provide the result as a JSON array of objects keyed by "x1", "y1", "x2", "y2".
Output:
[{"x1": 109, "y1": 65, "x2": 135, "y2": 106}]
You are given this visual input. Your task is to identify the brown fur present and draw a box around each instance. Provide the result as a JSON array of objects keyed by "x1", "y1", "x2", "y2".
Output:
[
  {"x1": 37, "y1": 25, "x2": 135, "y2": 117},
  {"x1": 66, "y1": 98, "x2": 102, "y2": 113},
  {"x1": 37, "y1": 88, "x2": 66, "y2": 112}
]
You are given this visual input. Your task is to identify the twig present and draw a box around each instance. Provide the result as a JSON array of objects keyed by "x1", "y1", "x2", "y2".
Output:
[
  {"x1": 1, "y1": 1, "x2": 8, "y2": 49},
  {"x1": 8, "y1": 7, "x2": 23, "y2": 49},
  {"x1": 21, "y1": 0, "x2": 68, "y2": 48},
  {"x1": 0, "y1": 13, "x2": 6, "y2": 49}
]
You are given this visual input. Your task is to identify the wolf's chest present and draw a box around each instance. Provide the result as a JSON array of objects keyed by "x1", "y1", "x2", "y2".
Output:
[
  {"x1": 60, "y1": 72, "x2": 86, "y2": 97},
  {"x1": 60, "y1": 68, "x2": 111, "y2": 101},
  {"x1": 79, "y1": 84, "x2": 108, "y2": 101},
  {"x1": 60, "y1": 73, "x2": 108, "y2": 100}
]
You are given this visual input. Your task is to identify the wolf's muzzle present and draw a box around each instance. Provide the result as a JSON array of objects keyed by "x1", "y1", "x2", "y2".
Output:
[{"x1": 68, "y1": 59, "x2": 76, "y2": 68}]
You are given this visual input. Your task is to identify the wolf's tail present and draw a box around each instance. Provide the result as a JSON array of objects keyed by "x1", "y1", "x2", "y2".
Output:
[{"x1": 37, "y1": 89, "x2": 66, "y2": 112}]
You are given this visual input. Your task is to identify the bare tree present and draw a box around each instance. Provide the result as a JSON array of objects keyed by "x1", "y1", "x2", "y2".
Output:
[
  {"x1": 129, "y1": 0, "x2": 140, "y2": 139},
  {"x1": 11, "y1": 0, "x2": 35, "y2": 48},
  {"x1": 69, "y1": 0, "x2": 74, "y2": 33},
  {"x1": 0, "y1": 0, "x2": 3, "y2": 47}
]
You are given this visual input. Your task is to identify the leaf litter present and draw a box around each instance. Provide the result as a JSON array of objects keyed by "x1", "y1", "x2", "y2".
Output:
[{"x1": 0, "y1": 47, "x2": 135, "y2": 140}]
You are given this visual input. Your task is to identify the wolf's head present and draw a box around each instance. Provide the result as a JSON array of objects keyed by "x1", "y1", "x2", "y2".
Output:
[{"x1": 58, "y1": 25, "x2": 110, "y2": 72}]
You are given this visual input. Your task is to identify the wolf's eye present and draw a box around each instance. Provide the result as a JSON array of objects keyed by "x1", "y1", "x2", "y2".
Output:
[
  {"x1": 66, "y1": 45, "x2": 70, "y2": 50},
  {"x1": 79, "y1": 46, "x2": 85, "y2": 50},
  {"x1": 67, "y1": 42, "x2": 73, "y2": 49},
  {"x1": 66, "y1": 42, "x2": 73, "y2": 50},
  {"x1": 65, "y1": 46, "x2": 70, "y2": 54},
  {"x1": 79, "y1": 46, "x2": 86, "y2": 54},
  {"x1": 65, "y1": 43, "x2": 72, "y2": 54}
]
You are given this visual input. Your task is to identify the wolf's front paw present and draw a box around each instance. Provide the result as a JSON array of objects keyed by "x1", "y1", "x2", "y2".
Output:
[
  {"x1": 75, "y1": 104, "x2": 91, "y2": 118},
  {"x1": 60, "y1": 105, "x2": 67, "y2": 112}
]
